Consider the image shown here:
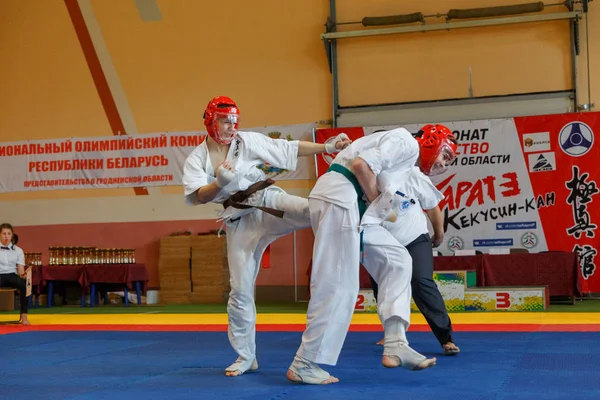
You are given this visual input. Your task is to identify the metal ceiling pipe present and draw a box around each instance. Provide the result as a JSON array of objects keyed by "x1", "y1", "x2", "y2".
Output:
[{"x1": 321, "y1": 11, "x2": 581, "y2": 40}]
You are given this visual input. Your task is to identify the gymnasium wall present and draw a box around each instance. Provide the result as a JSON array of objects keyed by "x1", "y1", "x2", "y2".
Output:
[{"x1": 0, "y1": 0, "x2": 598, "y2": 299}]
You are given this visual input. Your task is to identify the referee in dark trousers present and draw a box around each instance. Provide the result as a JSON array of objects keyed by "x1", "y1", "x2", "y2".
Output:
[{"x1": 0, "y1": 223, "x2": 30, "y2": 325}]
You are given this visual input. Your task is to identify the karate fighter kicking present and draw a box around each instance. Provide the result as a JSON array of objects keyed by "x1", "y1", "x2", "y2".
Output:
[
  {"x1": 182, "y1": 96, "x2": 351, "y2": 377},
  {"x1": 287, "y1": 124, "x2": 457, "y2": 384}
]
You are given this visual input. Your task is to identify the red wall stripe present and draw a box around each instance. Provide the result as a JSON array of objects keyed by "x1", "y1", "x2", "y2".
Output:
[{"x1": 64, "y1": 0, "x2": 148, "y2": 196}]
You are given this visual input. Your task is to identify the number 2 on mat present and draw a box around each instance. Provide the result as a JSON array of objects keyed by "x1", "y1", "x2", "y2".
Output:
[{"x1": 355, "y1": 294, "x2": 365, "y2": 310}]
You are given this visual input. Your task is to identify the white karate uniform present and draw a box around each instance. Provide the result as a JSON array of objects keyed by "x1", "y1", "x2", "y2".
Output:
[
  {"x1": 361, "y1": 167, "x2": 445, "y2": 332},
  {"x1": 297, "y1": 128, "x2": 419, "y2": 366},
  {"x1": 183, "y1": 131, "x2": 311, "y2": 363},
  {"x1": 379, "y1": 166, "x2": 445, "y2": 246}
]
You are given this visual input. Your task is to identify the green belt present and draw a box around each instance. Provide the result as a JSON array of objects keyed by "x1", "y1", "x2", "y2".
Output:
[
  {"x1": 326, "y1": 164, "x2": 366, "y2": 255},
  {"x1": 326, "y1": 164, "x2": 367, "y2": 218}
]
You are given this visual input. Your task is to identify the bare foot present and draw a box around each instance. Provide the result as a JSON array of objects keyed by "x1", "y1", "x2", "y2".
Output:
[
  {"x1": 382, "y1": 354, "x2": 400, "y2": 368},
  {"x1": 225, "y1": 359, "x2": 258, "y2": 377},
  {"x1": 286, "y1": 369, "x2": 339, "y2": 384},
  {"x1": 376, "y1": 338, "x2": 384, "y2": 345},
  {"x1": 20, "y1": 315, "x2": 30, "y2": 326},
  {"x1": 443, "y1": 342, "x2": 460, "y2": 355},
  {"x1": 382, "y1": 355, "x2": 437, "y2": 370},
  {"x1": 413, "y1": 357, "x2": 436, "y2": 370}
]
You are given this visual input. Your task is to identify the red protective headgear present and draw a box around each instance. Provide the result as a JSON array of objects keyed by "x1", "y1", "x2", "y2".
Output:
[
  {"x1": 203, "y1": 96, "x2": 240, "y2": 145},
  {"x1": 415, "y1": 124, "x2": 458, "y2": 176}
]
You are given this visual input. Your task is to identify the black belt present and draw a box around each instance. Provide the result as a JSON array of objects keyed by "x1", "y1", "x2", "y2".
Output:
[{"x1": 222, "y1": 179, "x2": 284, "y2": 218}]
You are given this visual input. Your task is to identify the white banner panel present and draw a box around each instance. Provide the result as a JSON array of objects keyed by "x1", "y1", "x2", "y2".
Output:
[{"x1": 0, "y1": 123, "x2": 316, "y2": 192}]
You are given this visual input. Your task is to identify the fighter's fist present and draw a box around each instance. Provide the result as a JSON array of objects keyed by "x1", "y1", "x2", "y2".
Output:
[
  {"x1": 325, "y1": 133, "x2": 352, "y2": 153},
  {"x1": 216, "y1": 161, "x2": 235, "y2": 188},
  {"x1": 431, "y1": 232, "x2": 444, "y2": 247},
  {"x1": 385, "y1": 211, "x2": 397, "y2": 223}
]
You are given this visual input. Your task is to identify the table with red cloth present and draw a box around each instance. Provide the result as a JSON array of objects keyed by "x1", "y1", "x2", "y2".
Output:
[
  {"x1": 86, "y1": 264, "x2": 149, "y2": 307},
  {"x1": 28, "y1": 264, "x2": 148, "y2": 307},
  {"x1": 479, "y1": 252, "x2": 579, "y2": 298},
  {"x1": 358, "y1": 252, "x2": 579, "y2": 300},
  {"x1": 30, "y1": 265, "x2": 43, "y2": 294},
  {"x1": 85, "y1": 264, "x2": 149, "y2": 293}
]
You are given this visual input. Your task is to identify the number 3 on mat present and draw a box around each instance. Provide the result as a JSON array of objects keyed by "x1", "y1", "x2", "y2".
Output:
[{"x1": 496, "y1": 292, "x2": 511, "y2": 309}]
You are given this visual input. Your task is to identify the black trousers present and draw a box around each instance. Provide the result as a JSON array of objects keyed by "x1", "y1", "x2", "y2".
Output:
[
  {"x1": 0, "y1": 273, "x2": 28, "y2": 314},
  {"x1": 369, "y1": 233, "x2": 453, "y2": 346}
]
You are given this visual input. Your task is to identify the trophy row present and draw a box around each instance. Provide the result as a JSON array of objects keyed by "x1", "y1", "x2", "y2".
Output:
[
  {"x1": 48, "y1": 247, "x2": 137, "y2": 265},
  {"x1": 25, "y1": 252, "x2": 43, "y2": 266}
]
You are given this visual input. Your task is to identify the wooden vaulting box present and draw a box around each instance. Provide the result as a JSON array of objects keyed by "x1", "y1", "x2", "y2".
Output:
[
  {"x1": 0, "y1": 289, "x2": 16, "y2": 311},
  {"x1": 158, "y1": 234, "x2": 230, "y2": 304}
]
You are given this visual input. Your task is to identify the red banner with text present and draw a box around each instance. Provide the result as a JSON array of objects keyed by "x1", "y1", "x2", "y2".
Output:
[{"x1": 315, "y1": 112, "x2": 600, "y2": 293}]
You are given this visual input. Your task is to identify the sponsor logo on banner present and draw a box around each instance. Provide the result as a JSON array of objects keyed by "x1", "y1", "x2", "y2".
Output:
[
  {"x1": 447, "y1": 236, "x2": 464, "y2": 251},
  {"x1": 521, "y1": 232, "x2": 538, "y2": 249},
  {"x1": 559, "y1": 121, "x2": 594, "y2": 157},
  {"x1": 496, "y1": 221, "x2": 537, "y2": 230},
  {"x1": 528, "y1": 152, "x2": 556, "y2": 172},
  {"x1": 522, "y1": 132, "x2": 551, "y2": 152},
  {"x1": 473, "y1": 238, "x2": 514, "y2": 247}
]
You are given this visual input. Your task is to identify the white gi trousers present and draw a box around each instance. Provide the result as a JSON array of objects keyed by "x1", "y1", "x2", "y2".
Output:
[
  {"x1": 362, "y1": 226, "x2": 413, "y2": 330},
  {"x1": 225, "y1": 188, "x2": 310, "y2": 362},
  {"x1": 297, "y1": 198, "x2": 361, "y2": 365}
]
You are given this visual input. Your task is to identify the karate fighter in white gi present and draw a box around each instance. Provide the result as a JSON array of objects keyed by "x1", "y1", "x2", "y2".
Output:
[
  {"x1": 287, "y1": 124, "x2": 457, "y2": 384},
  {"x1": 365, "y1": 125, "x2": 460, "y2": 354},
  {"x1": 182, "y1": 96, "x2": 351, "y2": 377}
]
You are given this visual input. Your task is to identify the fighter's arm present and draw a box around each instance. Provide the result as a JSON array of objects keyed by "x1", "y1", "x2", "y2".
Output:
[
  {"x1": 194, "y1": 182, "x2": 221, "y2": 204},
  {"x1": 182, "y1": 149, "x2": 223, "y2": 205},
  {"x1": 425, "y1": 206, "x2": 444, "y2": 247},
  {"x1": 352, "y1": 157, "x2": 380, "y2": 203},
  {"x1": 193, "y1": 162, "x2": 237, "y2": 204},
  {"x1": 414, "y1": 172, "x2": 446, "y2": 247},
  {"x1": 298, "y1": 134, "x2": 351, "y2": 156},
  {"x1": 16, "y1": 248, "x2": 25, "y2": 277},
  {"x1": 297, "y1": 141, "x2": 326, "y2": 156},
  {"x1": 353, "y1": 132, "x2": 414, "y2": 203},
  {"x1": 246, "y1": 131, "x2": 350, "y2": 167}
]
